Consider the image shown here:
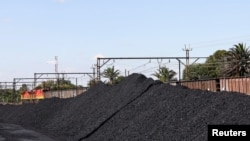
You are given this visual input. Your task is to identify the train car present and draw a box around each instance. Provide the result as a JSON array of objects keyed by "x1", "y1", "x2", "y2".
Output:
[
  {"x1": 20, "y1": 88, "x2": 87, "y2": 103},
  {"x1": 21, "y1": 89, "x2": 45, "y2": 103}
]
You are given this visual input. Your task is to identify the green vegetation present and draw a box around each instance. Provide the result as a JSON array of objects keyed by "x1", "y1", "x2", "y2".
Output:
[
  {"x1": 222, "y1": 43, "x2": 250, "y2": 77},
  {"x1": 183, "y1": 50, "x2": 227, "y2": 80},
  {"x1": 35, "y1": 79, "x2": 78, "y2": 90},
  {"x1": 87, "y1": 78, "x2": 98, "y2": 87},
  {"x1": 102, "y1": 66, "x2": 124, "y2": 85},
  {"x1": 113, "y1": 75, "x2": 125, "y2": 84},
  {"x1": 182, "y1": 63, "x2": 207, "y2": 80},
  {"x1": 183, "y1": 43, "x2": 250, "y2": 80},
  {"x1": 0, "y1": 89, "x2": 14, "y2": 103},
  {"x1": 152, "y1": 66, "x2": 177, "y2": 82}
]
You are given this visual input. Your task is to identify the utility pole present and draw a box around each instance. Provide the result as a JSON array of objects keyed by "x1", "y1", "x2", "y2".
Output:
[
  {"x1": 92, "y1": 64, "x2": 96, "y2": 80},
  {"x1": 55, "y1": 56, "x2": 59, "y2": 78},
  {"x1": 183, "y1": 44, "x2": 192, "y2": 80},
  {"x1": 55, "y1": 56, "x2": 60, "y2": 97}
]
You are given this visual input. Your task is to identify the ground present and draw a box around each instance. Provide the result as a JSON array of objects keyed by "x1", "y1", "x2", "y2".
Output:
[{"x1": 0, "y1": 123, "x2": 55, "y2": 141}]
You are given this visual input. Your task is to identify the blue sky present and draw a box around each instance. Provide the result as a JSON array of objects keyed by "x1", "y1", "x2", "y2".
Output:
[{"x1": 1, "y1": 0, "x2": 250, "y2": 84}]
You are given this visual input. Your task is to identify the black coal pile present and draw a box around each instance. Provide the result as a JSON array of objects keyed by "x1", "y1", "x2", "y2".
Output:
[{"x1": 1, "y1": 73, "x2": 250, "y2": 141}]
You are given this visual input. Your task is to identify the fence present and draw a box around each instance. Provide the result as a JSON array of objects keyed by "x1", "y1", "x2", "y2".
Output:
[
  {"x1": 44, "y1": 88, "x2": 87, "y2": 99},
  {"x1": 220, "y1": 78, "x2": 250, "y2": 95},
  {"x1": 180, "y1": 79, "x2": 218, "y2": 92},
  {"x1": 180, "y1": 77, "x2": 250, "y2": 95}
]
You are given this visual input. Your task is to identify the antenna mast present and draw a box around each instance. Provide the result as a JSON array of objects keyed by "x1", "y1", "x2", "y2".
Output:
[
  {"x1": 183, "y1": 44, "x2": 192, "y2": 80},
  {"x1": 55, "y1": 56, "x2": 59, "y2": 79}
]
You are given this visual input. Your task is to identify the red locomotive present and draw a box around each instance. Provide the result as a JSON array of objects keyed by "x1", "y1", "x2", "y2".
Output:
[{"x1": 21, "y1": 89, "x2": 45, "y2": 102}]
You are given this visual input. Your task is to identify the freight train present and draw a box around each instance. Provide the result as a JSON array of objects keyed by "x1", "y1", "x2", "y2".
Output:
[
  {"x1": 21, "y1": 89, "x2": 45, "y2": 103},
  {"x1": 20, "y1": 88, "x2": 87, "y2": 103}
]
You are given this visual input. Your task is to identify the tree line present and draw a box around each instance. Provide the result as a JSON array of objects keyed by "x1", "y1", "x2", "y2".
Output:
[{"x1": 183, "y1": 43, "x2": 250, "y2": 80}]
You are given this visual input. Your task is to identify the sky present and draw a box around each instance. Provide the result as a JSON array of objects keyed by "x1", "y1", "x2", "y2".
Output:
[{"x1": 1, "y1": 0, "x2": 250, "y2": 85}]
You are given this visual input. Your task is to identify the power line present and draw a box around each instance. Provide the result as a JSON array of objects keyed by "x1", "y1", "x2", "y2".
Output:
[
  {"x1": 190, "y1": 35, "x2": 250, "y2": 47},
  {"x1": 96, "y1": 56, "x2": 207, "y2": 81}
]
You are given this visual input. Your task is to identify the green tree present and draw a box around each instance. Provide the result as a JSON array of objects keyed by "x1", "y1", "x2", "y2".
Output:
[
  {"x1": 113, "y1": 75, "x2": 125, "y2": 84},
  {"x1": 183, "y1": 63, "x2": 207, "y2": 80},
  {"x1": 19, "y1": 84, "x2": 29, "y2": 91},
  {"x1": 223, "y1": 43, "x2": 250, "y2": 77},
  {"x1": 35, "y1": 79, "x2": 77, "y2": 90},
  {"x1": 102, "y1": 66, "x2": 120, "y2": 85},
  {"x1": 204, "y1": 50, "x2": 228, "y2": 78},
  {"x1": 152, "y1": 66, "x2": 177, "y2": 82},
  {"x1": 0, "y1": 89, "x2": 13, "y2": 103},
  {"x1": 183, "y1": 50, "x2": 227, "y2": 80}
]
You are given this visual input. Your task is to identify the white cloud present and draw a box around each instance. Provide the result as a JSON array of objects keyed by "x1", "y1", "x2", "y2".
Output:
[
  {"x1": 47, "y1": 60, "x2": 57, "y2": 65},
  {"x1": 2, "y1": 18, "x2": 12, "y2": 23},
  {"x1": 54, "y1": 0, "x2": 65, "y2": 3},
  {"x1": 92, "y1": 54, "x2": 105, "y2": 61}
]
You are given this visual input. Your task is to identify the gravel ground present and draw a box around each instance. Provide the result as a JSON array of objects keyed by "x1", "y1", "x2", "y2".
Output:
[{"x1": 0, "y1": 73, "x2": 250, "y2": 141}]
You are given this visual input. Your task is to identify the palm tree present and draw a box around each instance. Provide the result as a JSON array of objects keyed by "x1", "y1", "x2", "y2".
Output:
[
  {"x1": 223, "y1": 43, "x2": 250, "y2": 77},
  {"x1": 102, "y1": 66, "x2": 120, "y2": 84},
  {"x1": 152, "y1": 66, "x2": 177, "y2": 83}
]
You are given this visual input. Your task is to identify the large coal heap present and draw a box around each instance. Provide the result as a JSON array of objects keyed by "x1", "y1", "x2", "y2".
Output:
[{"x1": 1, "y1": 73, "x2": 250, "y2": 141}]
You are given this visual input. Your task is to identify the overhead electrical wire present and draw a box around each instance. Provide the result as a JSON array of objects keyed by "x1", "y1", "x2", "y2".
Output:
[{"x1": 190, "y1": 35, "x2": 250, "y2": 49}]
